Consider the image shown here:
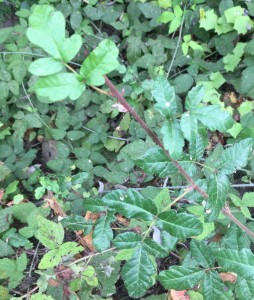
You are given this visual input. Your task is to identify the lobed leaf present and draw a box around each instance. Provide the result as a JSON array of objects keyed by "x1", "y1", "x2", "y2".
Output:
[
  {"x1": 113, "y1": 232, "x2": 141, "y2": 249},
  {"x1": 80, "y1": 39, "x2": 119, "y2": 86}
]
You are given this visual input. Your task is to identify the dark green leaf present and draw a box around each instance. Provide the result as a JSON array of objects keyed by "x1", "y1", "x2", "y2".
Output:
[
  {"x1": 143, "y1": 238, "x2": 168, "y2": 258},
  {"x1": 185, "y1": 85, "x2": 205, "y2": 111},
  {"x1": 190, "y1": 240, "x2": 215, "y2": 268},
  {"x1": 93, "y1": 211, "x2": 115, "y2": 252},
  {"x1": 157, "y1": 211, "x2": 203, "y2": 239},
  {"x1": 0, "y1": 240, "x2": 14, "y2": 257},
  {"x1": 84, "y1": 198, "x2": 107, "y2": 212},
  {"x1": 61, "y1": 216, "x2": 92, "y2": 235},
  {"x1": 206, "y1": 173, "x2": 230, "y2": 221},
  {"x1": 113, "y1": 232, "x2": 141, "y2": 249},
  {"x1": 102, "y1": 190, "x2": 157, "y2": 221},
  {"x1": 216, "y1": 249, "x2": 254, "y2": 280},
  {"x1": 235, "y1": 277, "x2": 254, "y2": 300},
  {"x1": 158, "y1": 266, "x2": 205, "y2": 290},
  {"x1": 216, "y1": 139, "x2": 253, "y2": 175},
  {"x1": 122, "y1": 247, "x2": 156, "y2": 298}
]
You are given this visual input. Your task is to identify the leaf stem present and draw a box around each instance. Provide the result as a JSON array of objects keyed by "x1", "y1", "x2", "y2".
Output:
[
  {"x1": 162, "y1": 186, "x2": 193, "y2": 212},
  {"x1": 64, "y1": 63, "x2": 79, "y2": 75}
]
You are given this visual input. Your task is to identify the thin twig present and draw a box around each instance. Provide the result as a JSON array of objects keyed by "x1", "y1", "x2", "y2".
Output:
[
  {"x1": 28, "y1": 242, "x2": 40, "y2": 277},
  {"x1": 20, "y1": 286, "x2": 39, "y2": 299}
]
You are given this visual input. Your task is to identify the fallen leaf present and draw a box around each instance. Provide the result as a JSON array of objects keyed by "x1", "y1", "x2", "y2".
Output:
[
  {"x1": 171, "y1": 290, "x2": 190, "y2": 300},
  {"x1": 219, "y1": 272, "x2": 237, "y2": 283},
  {"x1": 83, "y1": 230, "x2": 96, "y2": 252},
  {"x1": 116, "y1": 214, "x2": 130, "y2": 227},
  {"x1": 45, "y1": 191, "x2": 66, "y2": 217}
]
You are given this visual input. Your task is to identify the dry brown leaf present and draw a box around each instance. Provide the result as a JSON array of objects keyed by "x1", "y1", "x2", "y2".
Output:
[
  {"x1": 170, "y1": 290, "x2": 190, "y2": 300},
  {"x1": 219, "y1": 272, "x2": 237, "y2": 283},
  {"x1": 84, "y1": 211, "x2": 100, "y2": 222},
  {"x1": 83, "y1": 230, "x2": 96, "y2": 252},
  {"x1": 45, "y1": 191, "x2": 66, "y2": 217},
  {"x1": 48, "y1": 278, "x2": 60, "y2": 287},
  {"x1": 116, "y1": 214, "x2": 130, "y2": 227}
]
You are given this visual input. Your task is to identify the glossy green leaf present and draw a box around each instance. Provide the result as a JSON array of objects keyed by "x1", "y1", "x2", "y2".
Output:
[
  {"x1": 216, "y1": 249, "x2": 254, "y2": 280},
  {"x1": 193, "y1": 105, "x2": 234, "y2": 132},
  {"x1": 158, "y1": 266, "x2": 205, "y2": 290},
  {"x1": 203, "y1": 271, "x2": 233, "y2": 300},
  {"x1": 31, "y1": 73, "x2": 85, "y2": 102},
  {"x1": 143, "y1": 238, "x2": 168, "y2": 258},
  {"x1": 157, "y1": 211, "x2": 203, "y2": 239},
  {"x1": 180, "y1": 113, "x2": 198, "y2": 141},
  {"x1": 102, "y1": 190, "x2": 157, "y2": 221},
  {"x1": 206, "y1": 173, "x2": 230, "y2": 221},
  {"x1": 235, "y1": 277, "x2": 254, "y2": 300},
  {"x1": 113, "y1": 232, "x2": 141, "y2": 249},
  {"x1": 122, "y1": 247, "x2": 156, "y2": 298},
  {"x1": 84, "y1": 198, "x2": 107, "y2": 212},
  {"x1": 216, "y1": 139, "x2": 253, "y2": 175},
  {"x1": 80, "y1": 39, "x2": 119, "y2": 86},
  {"x1": 135, "y1": 148, "x2": 173, "y2": 177},
  {"x1": 190, "y1": 240, "x2": 214, "y2": 268},
  {"x1": 28, "y1": 58, "x2": 63, "y2": 76},
  {"x1": 93, "y1": 211, "x2": 115, "y2": 252},
  {"x1": 152, "y1": 76, "x2": 177, "y2": 117},
  {"x1": 27, "y1": 5, "x2": 82, "y2": 62},
  {"x1": 161, "y1": 120, "x2": 184, "y2": 159}
]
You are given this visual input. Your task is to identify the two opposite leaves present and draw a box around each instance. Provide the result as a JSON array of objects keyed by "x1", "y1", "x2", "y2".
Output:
[{"x1": 27, "y1": 5, "x2": 119, "y2": 102}]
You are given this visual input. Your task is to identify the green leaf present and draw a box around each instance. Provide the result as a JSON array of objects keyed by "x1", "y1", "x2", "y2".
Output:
[
  {"x1": 27, "y1": 5, "x2": 82, "y2": 62},
  {"x1": 143, "y1": 238, "x2": 168, "y2": 258},
  {"x1": 200, "y1": 9, "x2": 218, "y2": 31},
  {"x1": 203, "y1": 271, "x2": 233, "y2": 300},
  {"x1": 0, "y1": 27, "x2": 12, "y2": 43},
  {"x1": 185, "y1": 85, "x2": 205, "y2": 111},
  {"x1": 31, "y1": 73, "x2": 85, "y2": 102},
  {"x1": 93, "y1": 211, "x2": 115, "y2": 252},
  {"x1": 0, "y1": 239, "x2": 14, "y2": 257},
  {"x1": 0, "y1": 162, "x2": 11, "y2": 181},
  {"x1": 152, "y1": 76, "x2": 177, "y2": 117},
  {"x1": 29, "y1": 58, "x2": 63, "y2": 76},
  {"x1": 0, "y1": 207, "x2": 12, "y2": 233},
  {"x1": 122, "y1": 247, "x2": 156, "y2": 298},
  {"x1": 161, "y1": 120, "x2": 184, "y2": 159},
  {"x1": 84, "y1": 198, "x2": 107, "y2": 212},
  {"x1": 80, "y1": 39, "x2": 119, "y2": 86},
  {"x1": 180, "y1": 113, "x2": 198, "y2": 141},
  {"x1": 242, "y1": 192, "x2": 254, "y2": 207},
  {"x1": 206, "y1": 173, "x2": 230, "y2": 221},
  {"x1": 173, "y1": 74, "x2": 194, "y2": 94},
  {"x1": 190, "y1": 240, "x2": 214, "y2": 268},
  {"x1": 61, "y1": 216, "x2": 92, "y2": 235},
  {"x1": 102, "y1": 190, "x2": 157, "y2": 221},
  {"x1": 36, "y1": 215, "x2": 64, "y2": 249},
  {"x1": 135, "y1": 148, "x2": 173, "y2": 177},
  {"x1": 157, "y1": 11, "x2": 174, "y2": 23},
  {"x1": 193, "y1": 105, "x2": 234, "y2": 132},
  {"x1": 216, "y1": 249, "x2": 254, "y2": 280},
  {"x1": 113, "y1": 232, "x2": 141, "y2": 249},
  {"x1": 157, "y1": 211, "x2": 203, "y2": 239},
  {"x1": 158, "y1": 266, "x2": 205, "y2": 290},
  {"x1": 216, "y1": 139, "x2": 253, "y2": 175},
  {"x1": 235, "y1": 277, "x2": 254, "y2": 300},
  {"x1": 30, "y1": 294, "x2": 54, "y2": 300},
  {"x1": 224, "y1": 6, "x2": 244, "y2": 23}
]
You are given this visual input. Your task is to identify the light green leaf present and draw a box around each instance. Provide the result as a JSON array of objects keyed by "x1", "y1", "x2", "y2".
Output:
[
  {"x1": 102, "y1": 190, "x2": 157, "y2": 221},
  {"x1": 27, "y1": 5, "x2": 82, "y2": 62},
  {"x1": 152, "y1": 76, "x2": 177, "y2": 117},
  {"x1": 122, "y1": 247, "x2": 156, "y2": 298},
  {"x1": 0, "y1": 239, "x2": 14, "y2": 257},
  {"x1": 158, "y1": 266, "x2": 205, "y2": 290},
  {"x1": 29, "y1": 58, "x2": 63, "y2": 76},
  {"x1": 185, "y1": 85, "x2": 205, "y2": 111},
  {"x1": 224, "y1": 6, "x2": 244, "y2": 23},
  {"x1": 190, "y1": 240, "x2": 214, "y2": 268},
  {"x1": 216, "y1": 139, "x2": 253, "y2": 175},
  {"x1": 216, "y1": 249, "x2": 254, "y2": 280},
  {"x1": 30, "y1": 294, "x2": 54, "y2": 300},
  {"x1": 80, "y1": 39, "x2": 119, "y2": 86},
  {"x1": 93, "y1": 211, "x2": 115, "y2": 252},
  {"x1": 0, "y1": 27, "x2": 12, "y2": 43},
  {"x1": 203, "y1": 271, "x2": 233, "y2": 300},
  {"x1": 242, "y1": 192, "x2": 254, "y2": 207},
  {"x1": 157, "y1": 211, "x2": 203, "y2": 239},
  {"x1": 206, "y1": 173, "x2": 230, "y2": 221},
  {"x1": 169, "y1": 17, "x2": 181, "y2": 34},
  {"x1": 193, "y1": 105, "x2": 234, "y2": 132},
  {"x1": 161, "y1": 120, "x2": 184, "y2": 159},
  {"x1": 200, "y1": 9, "x2": 218, "y2": 31},
  {"x1": 36, "y1": 215, "x2": 64, "y2": 249},
  {"x1": 113, "y1": 232, "x2": 141, "y2": 249},
  {"x1": 157, "y1": 11, "x2": 174, "y2": 23},
  {"x1": 135, "y1": 148, "x2": 173, "y2": 177},
  {"x1": 31, "y1": 73, "x2": 85, "y2": 102}
]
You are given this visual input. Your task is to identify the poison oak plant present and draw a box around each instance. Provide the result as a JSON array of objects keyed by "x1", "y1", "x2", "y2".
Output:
[{"x1": 1, "y1": 3, "x2": 254, "y2": 299}]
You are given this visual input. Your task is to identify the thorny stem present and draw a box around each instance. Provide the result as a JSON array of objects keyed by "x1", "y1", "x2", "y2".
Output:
[{"x1": 104, "y1": 75, "x2": 254, "y2": 239}]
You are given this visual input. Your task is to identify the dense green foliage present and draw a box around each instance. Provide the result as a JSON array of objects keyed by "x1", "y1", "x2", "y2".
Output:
[{"x1": 0, "y1": 0, "x2": 254, "y2": 299}]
